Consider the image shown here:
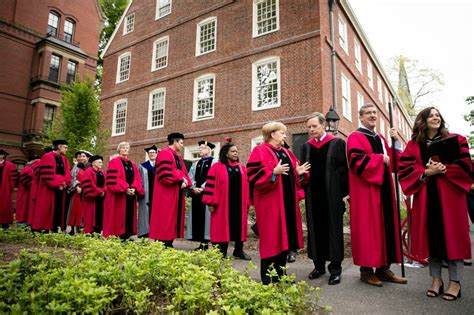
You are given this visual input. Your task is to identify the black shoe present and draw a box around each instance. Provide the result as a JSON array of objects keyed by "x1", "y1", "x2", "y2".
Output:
[
  {"x1": 287, "y1": 252, "x2": 296, "y2": 263},
  {"x1": 233, "y1": 251, "x2": 251, "y2": 261},
  {"x1": 328, "y1": 275, "x2": 341, "y2": 285},
  {"x1": 308, "y1": 268, "x2": 326, "y2": 280}
]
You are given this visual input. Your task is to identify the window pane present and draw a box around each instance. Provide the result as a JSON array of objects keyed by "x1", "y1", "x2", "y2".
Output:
[
  {"x1": 256, "y1": 61, "x2": 278, "y2": 108},
  {"x1": 119, "y1": 55, "x2": 131, "y2": 82},
  {"x1": 125, "y1": 14, "x2": 135, "y2": 33},
  {"x1": 48, "y1": 12, "x2": 59, "y2": 36},
  {"x1": 64, "y1": 20, "x2": 74, "y2": 43},
  {"x1": 150, "y1": 91, "x2": 165, "y2": 127},
  {"x1": 154, "y1": 39, "x2": 168, "y2": 69},
  {"x1": 196, "y1": 77, "x2": 214, "y2": 118},
  {"x1": 66, "y1": 61, "x2": 76, "y2": 84},
  {"x1": 43, "y1": 105, "x2": 55, "y2": 131},
  {"x1": 256, "y1": 0, "x2": 278, "y2": 35},
  {"x1": 199, "y1": 20, "x2": 216, "y2": 54},
  {"x1": 158, "y1": 0, "x2": 171, "y2": 17},
  {"x1": 49, "y1": 55, "x2": 60, "y2": 82},
  {"x1": 115, "y1": 102, "x2": 127, "y2": 134}
]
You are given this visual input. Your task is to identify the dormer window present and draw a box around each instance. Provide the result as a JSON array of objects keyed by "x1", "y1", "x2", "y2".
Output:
[
  {"x1": 64, "y1": 19, "x2": 75, "y2": 43},
  {"x1": 47, "y1": 12, "x2": 59, "y2": 37}
]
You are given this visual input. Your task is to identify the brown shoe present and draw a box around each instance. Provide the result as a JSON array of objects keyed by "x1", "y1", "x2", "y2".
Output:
[
  {"x1": 375, "y1": 269, "x2": 407, "y2": 284},
  {"x1": 360, "y1": 272, "x2": 383, "y2": 287}
]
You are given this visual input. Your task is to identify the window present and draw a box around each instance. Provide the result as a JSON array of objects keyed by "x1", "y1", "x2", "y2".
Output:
[
  {"x1": 196, "y1": 17, "x2": 216, "y2": 56},
  {"x1": 193, "y1": 74, "x2": 215, "y2": 121},
  {"x1": 123, "y1": 13, "x2": 135, "y2": 35},
  {"x1": 48, "y1": 55, "x2": 61, "y2": 82},
  {"x1": 384, "y1": 86, "x2": 389, "y2": 111},
  {"x1": 63, "y1": 19, "x2": 75, "y2": 43},
  {"x1": 251, "y1": 136, "x2": 264, "y2": 150},
  {"x1": 112, "y1": 99, "x2": 127, "y2": 136},
  {"x1": 156, "y1": 0, "x2": 171, "y2": 19},
  {"x1": 152, "y1": 36, "x2": 169, "y2": 70},
  {"x1": 47, "y1": 12, "x2": 59, "y2": 37},
  {"x1": 341, "y1": 73, "x2": 351, "y2": 121},
  {"x1": 338, "y1": 15, "x2": 348, "y2": 54},
  {"x1": 379, "y1": 118, "x2": 385, "y2": 136},
  {"x1": 367, "y1": 61, "x2": 373, "y2": 89},
  {"x1": 148, "y1": 88, "x2": 165, "y2": 129},
  {"x1": 377, "y1": 76, "x2": 383, "y2": 102},
  {"x1": 252, "y1": 56, "x2": 280, "y2": 110},
  {"x1": 116, "y1": 52, "x2": 131, "y2": 83},
  {"x1": 66, "y1": 60, "x2": 77, "y2": 84},
  {"x1": 253, "y1": 0, "x2": 279, "y2": 37},
  {"x1": 354, "y1": 39, "x2": 362, "y2": 72},
  {"x1": 357, "y1": 91, "x2": 364, "y2": 127},
  {"x1": 43, "y1": 105, "x2": 55, "y2": 131}
]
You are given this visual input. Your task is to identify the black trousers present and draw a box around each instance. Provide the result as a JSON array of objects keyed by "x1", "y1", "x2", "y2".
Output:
[
  {"x1": 314, "y1": 259, "x2": 342, "y2": 276},
  {"x1": 261, "y1": 251, "x2": 288, "y2": 285},
  {"x1": 214, "y1": 241, "x2": 244, "y2": 257}
]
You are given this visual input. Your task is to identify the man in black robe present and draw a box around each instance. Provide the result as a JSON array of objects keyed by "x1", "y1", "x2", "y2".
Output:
[
  {"x1": 138, "y1": 144, "x2": 159, "y2": 237},
  {"x1": 186, "y1": 140, "x2": 217, "y2": 250},
  {"x1": 301, "y1": 112, "x2": 349, "y2": 285}
]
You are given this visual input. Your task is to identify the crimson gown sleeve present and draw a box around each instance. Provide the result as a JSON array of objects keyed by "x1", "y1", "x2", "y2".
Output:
[
  {"x1": 398, "y1": 141, "x2": 426, "y2": 196},
  {"x1": 202, "y1": 164, "x2": 220, "y2": 207},
  {"x1": 131, "y1": 163, "x2": 145, "y2": 196},
  {"x1": 155, "y1": 151, "x2": 187, "y2": 186},
  {"x1": 240, "y1": 165, "x2": 251, "y2": 208},
  {"x1": 347, "y1": 133, "x2": 385, "y2": 186},
  {"x1": 39, "y1": 154, "x2": 67, "y2": 189},
  {"x1": 19, "y1": 167, "x2": 33, "y2": 189},
  {"x1": 444, "y1": 135, "x2": 472, "y2": 192},
  {"x1": 8, "y1": 163, "x2": 19, "y2": 188},
  {"x1": 106, "y1": 159, "x2": 130, "y2": 193},
  {"x1": 247, "y1": 146, "x2": 278, "y2": 193},
  {"x1": 82, "y1": 169, "x2": 106, "y2": 199}
]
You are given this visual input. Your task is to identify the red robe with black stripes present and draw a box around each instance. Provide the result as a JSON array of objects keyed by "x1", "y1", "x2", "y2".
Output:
[
  {"x1": 82, "y1": 167, "x2": 107, "y2": 234},
  {"x1": 26, "y1": 160, "x2": 41, "y2": 226},
  {"x1": 103, "y1": 156, "x2": 144, "y2": 237},
  {"x1": 149, "y1": 147, "x2": 191, "y2": 241},
  {"x1": 67, "y1": 168, "x2": 86, "y2": 227},
  {"x1": 202, "y1": 161, "x2": 250, "y2": 242},
  {"x1": 346, "y1": 131, "x2": 402, "y2": 267},
  {"x1": 0, "y1": 160, "x2": 18, "y2": 224},
  {"x1": 16, "y1": 164, "x2": 34, "y2": 222},
  {"x1": 398, "y1": 134, "x2": 472, "y2": 260},
  {"x1": 247, "y1": 143, "x2": 306, "y2": 259},
  {"x1": 32, "y1": 152, "x2": 71, "y2": 230}
]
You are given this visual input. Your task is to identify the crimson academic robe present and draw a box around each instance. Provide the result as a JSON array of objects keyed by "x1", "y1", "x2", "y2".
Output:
[
  {"x1": 103, "y1": 156, "x2": 144, "y2": 237},
  {"x1": 0, "y1": 161, "x2": 18, "y2": 224},
  {"x1": 82, "y1": 167, "x2": 107, "y2": 234},
  {"x1": 149, "y1": 147, "x2": 191, "y2": 241},
  {"x1": 32, "y1": 152, "x2": 71, "y2": 230},
  {"x1": 202, "y1": 161, "x2": 250, "y2": 243},
  {"x1": 398, "y1": 134, "x2": 472, "y2": 260},
  {"x1": 16, "y1": 164, "x2": 34, "y2": 223},
  {"x1": 347, "y1": 129, "x2": 402, "y2": 267},
  {"x1": 67, "y1": 168, "x2": 86, "y2": 227},
  {"x1": 26, "y1": 160, "x2": 41, "y2": 226},
  {"x1": 247, "y1": 143, "x2": 306, "y2": 259}
]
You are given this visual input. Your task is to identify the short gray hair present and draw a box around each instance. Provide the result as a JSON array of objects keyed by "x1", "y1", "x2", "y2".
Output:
[
  {"x1": 359, "y1": 103, "x2": 376, "y2": 117},
  {"x1": 116, "y1": 142, "x2": 130, "y2": 152},
  {"x1": 306, "y1": 112, "x2": 326, "y2": 124}
]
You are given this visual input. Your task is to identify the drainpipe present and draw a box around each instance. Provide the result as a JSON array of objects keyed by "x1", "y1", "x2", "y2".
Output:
[{"x1": 328, "y1": 0, "x2": 337, "y2": 113}]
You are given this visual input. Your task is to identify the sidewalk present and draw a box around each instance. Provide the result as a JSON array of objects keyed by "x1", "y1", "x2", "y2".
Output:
[{"x1": 212, "y1": 227, "x2": 474, "y2": 314}]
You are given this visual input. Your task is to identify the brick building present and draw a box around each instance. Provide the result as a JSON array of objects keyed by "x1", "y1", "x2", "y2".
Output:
[
  {"x1": 101, "y1": 0, "x2": 413, "y2": 163},
  {"x1": 0, "y1": 0, "x2": 104, "y2": 166}
]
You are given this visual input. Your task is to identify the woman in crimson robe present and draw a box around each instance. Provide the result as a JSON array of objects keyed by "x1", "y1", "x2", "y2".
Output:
[
  {"x1": 0, "y1": 149, "x2": 18, "y2": 228},
  {"x1": 202, "y1": 143, "x2": 251, "y2": 260},
  {"x1": 16, "y1": 159, "x2": 37, "y2": 224},
  {"x1": 103, "y1": 142, "x2": 144, "y2": 239},
  {"x1": 398, "y1": 107, "x2": 472, "y2": 301},
  {"x1": 82, "y1": 155, "x2": 106, "y2": 234},
  {"x1": 247, "y1": 122, "x2": 310, "y2": 284},
  {"x1": 26, "y1": 158, "x2": 42, "y2": 226}
]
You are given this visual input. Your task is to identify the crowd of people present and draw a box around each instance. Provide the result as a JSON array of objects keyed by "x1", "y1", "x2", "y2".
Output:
[{"x1": 0, "y1": 104, "x2": 472, "y2": 300}]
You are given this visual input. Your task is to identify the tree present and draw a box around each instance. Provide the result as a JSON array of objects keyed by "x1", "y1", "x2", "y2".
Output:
[
  {"x1": 387, "y1": 56, "x2": 444, "y2": 115},
  {"x1": 464, "y1": 96, "x2": 474, "y2": 158},
  {"x1": 46, "y1": 79, "x2": 109, "y2": 161}
]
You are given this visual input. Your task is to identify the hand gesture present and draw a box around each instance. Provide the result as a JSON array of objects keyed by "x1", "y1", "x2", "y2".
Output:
[
  {"x1": 273, "y1": 160, "x2": 290, "y2": 175},
  {"x1": 181, "y1": 179, "x2": 188, "y2": 189},
  {"x1": 296, "y1": 161, "x2": 311, "y2": 175},
  {"x1": 192, "y1": 187, "x2": 202, "y2": 195},
  {"x1": 209, "y1": 206, "x2": 216, "y2": 213},
  {"x1": 425, "y1": 160, "x2": 446, "y2": 176},
  {"x1": 389, "y1": 128, "x2": 399, "y2": 141},
  {"x1": 126, "y1": 187, "x2": 135, "y2": 196},
  {"x1": 383, "y1": 154, "x2": 390, "y2": 166},
  {"x1": 76, "y1": 186, "x2": 82, "y2": 194}
]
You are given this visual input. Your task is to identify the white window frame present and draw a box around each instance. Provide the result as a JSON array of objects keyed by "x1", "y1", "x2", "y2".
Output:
[
  {"x1": 147, "y1": 88, "x2": 166, "y2": 130},
  {"x1": 384, "y1": 86, "x2": 389, "y2": 111},
  {"x1": 379, "y1": 118, "x2": 385, "y2": 136},
  {"x1": 193, "y1": 73, "x2": 216, "y2": 122},
  {"x1": 251, "y1": 136, "x2": 264, "y2": 150},
  {"x1": 354, "y1": 39, "x2": 362, "y2": 72},
  {"x1": 155, "y1": 0, "x2": 172, "y2": 20},
  {"x1": 151, "y1": 36, "x2": 169, "y2": 71},
  {"x1": 252, "y1": 56, "x2": 281, "y2": 111},
  {"x1": 184, "y1": 143, "x2": 220, "y2": 161},
  {"x1": 116, "y1": 52, "x2": 131, "y2": 83},
  {"x1": 341, "y1": 73, "x2": 351, "y2": 121},
  {"x1": 338, "y1": 14, "x2": 348, "y2": 54},
  {"x1": 112, "y1": 99, "x2": 127, "y2": 136},
  {"x1": 377, "y1": 75, "x2": 383, "y2": 102},
  {"x1": 357, "y1": 91, "x2": 364, "y2": 127},
  {"x1": 367, "y1": 61, "x2": 373, "y2": 89},
  {"x1": 123, "y1": 13, "x2": 135, "y2": 35},
  {"x1": 252, "y1": 0, "x2": 279, "y2": 38},
  {"x1": 196, "y1": 17, "x2": 217, "y2": 56}
]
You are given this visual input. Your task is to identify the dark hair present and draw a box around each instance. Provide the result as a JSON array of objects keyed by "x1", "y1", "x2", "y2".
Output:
[
  {"x1": 412, "y1": 106, "x2": 449, "y2": 143},
  {"x1": 219, "y1": 143, "x2": 237, "y2": 164}
]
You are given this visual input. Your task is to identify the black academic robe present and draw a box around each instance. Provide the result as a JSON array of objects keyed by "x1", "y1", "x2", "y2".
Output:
[{"x1": 301, "y1": 136, "x2": 349, "y2": 262}]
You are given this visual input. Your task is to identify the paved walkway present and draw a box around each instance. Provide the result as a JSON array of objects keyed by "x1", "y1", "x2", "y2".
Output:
[{"x1": 177, "y1": 226, "x2": 474, "y2": 314}]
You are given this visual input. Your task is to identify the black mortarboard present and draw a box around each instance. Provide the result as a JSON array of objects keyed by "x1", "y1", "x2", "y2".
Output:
[
  {"x1": 144, "y1": 145, "x2": 158, "y2": 152},
  {"x1": 198, "y1": 141, "x2": 215, "y2": 150},
  {"x1": 167, "y1": 133, "x2": 185, "y2": 142},
  {"x1": 52, "y1": 139, "x2": 68, "y2": 146},
  {"x1": 44, "y1": 147, "x2": 53, "y2": 153},
  {"x1": 89, "y1": 155, "x2": 103, "y2": 164},
  {"x1": 0, "y1": 149, "x2": 9, "y2": 155}
]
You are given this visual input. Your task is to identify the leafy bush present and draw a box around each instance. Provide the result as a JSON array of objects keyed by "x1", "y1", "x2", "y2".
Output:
[{"x1": 0, "y1": 228, "x2": 322, "y2": 314}]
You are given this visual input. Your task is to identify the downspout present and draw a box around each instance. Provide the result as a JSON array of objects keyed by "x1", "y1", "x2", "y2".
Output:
[{"x1": 328, "y1": 0, "x2": 337, "y2": 112}]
